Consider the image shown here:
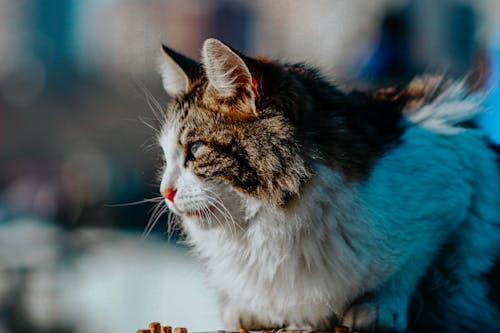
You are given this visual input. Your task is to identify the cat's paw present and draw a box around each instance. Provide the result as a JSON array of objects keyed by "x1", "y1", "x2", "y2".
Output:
[
  {"x1": 284, "y1": 323, "x2": 315, "y2": 331},
  {"x1": 222, "y1": 307, "x2": 243, "y2": 331},
  {"x1": 223, "y1": 307, "x2": 278, "y2": 331},
  {"x1": 342, "y1": 301, "x2": 407, "y2": 333}
]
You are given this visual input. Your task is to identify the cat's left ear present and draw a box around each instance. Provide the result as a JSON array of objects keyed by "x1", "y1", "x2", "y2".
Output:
[
  {"x1": 158, "y1": 44, "x2": 200, "y2": 97},
  {"x1": 202, "y1": 38, "x2": 257, "y2": 116}
]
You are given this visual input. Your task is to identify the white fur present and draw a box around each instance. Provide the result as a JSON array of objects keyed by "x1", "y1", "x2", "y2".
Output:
[
  {"x1": 159, "y1": 85, "x2": 500, "y2": 332},
  {"x1": 408, "y1": 81, "x2": 484, "y2": 133}
]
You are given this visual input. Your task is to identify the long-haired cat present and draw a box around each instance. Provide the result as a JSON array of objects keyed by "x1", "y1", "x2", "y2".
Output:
[{"x1": 154, "y1": 38, "x2": 500, "y2": 332}]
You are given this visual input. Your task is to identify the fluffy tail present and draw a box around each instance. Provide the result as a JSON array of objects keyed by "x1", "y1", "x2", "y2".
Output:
[{"x1": 405, "y1": 76, "x2": 484, "y2": 131}]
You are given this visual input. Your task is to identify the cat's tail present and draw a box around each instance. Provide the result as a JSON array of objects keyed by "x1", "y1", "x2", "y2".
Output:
[{"x1": 403, "y1": 76, "x2": 484, "y2": 132}]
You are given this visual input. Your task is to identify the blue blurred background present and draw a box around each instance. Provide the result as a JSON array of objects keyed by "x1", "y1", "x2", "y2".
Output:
[{"x1": 0, "y1": 1, "x2": 499, "y2": 332}]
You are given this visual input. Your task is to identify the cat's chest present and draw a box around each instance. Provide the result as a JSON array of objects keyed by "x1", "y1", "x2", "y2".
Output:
[{"x1": 188, "y1": 197, "x2": 373, "y2": 308}]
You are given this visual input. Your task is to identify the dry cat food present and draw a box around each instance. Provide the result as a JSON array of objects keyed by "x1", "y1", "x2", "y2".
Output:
[{"x1": 136, "y1": 323, "x2": 349, "y2": 333}]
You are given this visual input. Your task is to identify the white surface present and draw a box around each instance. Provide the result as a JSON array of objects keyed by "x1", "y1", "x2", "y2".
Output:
[{"x1": 0, "y1": 219, "x2": 223, "y2": 333}]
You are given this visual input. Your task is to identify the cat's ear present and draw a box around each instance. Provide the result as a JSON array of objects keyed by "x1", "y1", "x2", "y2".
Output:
[
  {"x1": 201, "y1": 38, "x2": 257, "y2": 116},
  {"x1": 158, "y1": 44, "x2": 200, "y2": 96}
]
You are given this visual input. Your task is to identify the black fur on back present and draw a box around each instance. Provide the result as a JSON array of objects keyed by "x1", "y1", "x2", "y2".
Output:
[{"x1": 245, "y1": 58, "x2": 406, "y2": 180}]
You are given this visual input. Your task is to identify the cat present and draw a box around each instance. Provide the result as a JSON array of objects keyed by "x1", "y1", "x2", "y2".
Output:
[{"x1": 155, "y1": 38, "x2": 500, "y2": 332}]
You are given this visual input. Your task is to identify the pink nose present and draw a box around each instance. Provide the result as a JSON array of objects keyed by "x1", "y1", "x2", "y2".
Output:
[{"x1": 162, "y1": 187, "x2": 177, "y2": 202}]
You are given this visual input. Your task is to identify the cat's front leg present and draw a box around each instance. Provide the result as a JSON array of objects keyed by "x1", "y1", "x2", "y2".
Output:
[
  {"x1": 222, "y1": 305, "x2": 244, "y2": 330},
  {"x1": 341, "y1": 264, "x2": 420, "y2": 333},
  {"x1": 342, "y1": 294, "x2": 408, "y2": 333},
  {"x1": 222, "y1": 305, "x2": 281, "y2": 331},
  {"x1": 342, "y1": 238, "x2": 438, "y2": 333}
]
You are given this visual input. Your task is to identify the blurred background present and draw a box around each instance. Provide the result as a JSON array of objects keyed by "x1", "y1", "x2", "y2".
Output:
[{"x1": 1, "y1": 1, "x2": 500, "y2": 332}]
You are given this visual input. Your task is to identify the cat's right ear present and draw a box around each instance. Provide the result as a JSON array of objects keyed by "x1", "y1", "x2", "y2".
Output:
[{"x1": 158, "y1": 44, "x2": 200, "y2": 97}]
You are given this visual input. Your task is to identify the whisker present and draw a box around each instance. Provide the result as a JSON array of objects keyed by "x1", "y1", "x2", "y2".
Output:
[
  {"x1": 166, "y1": 210, "x2": 173, "y2": 237},
  {"x1": 200, "y1": 205, "x2": 212, "y2": 224},
  {"x1": 141, "y1": 139, "x2": 159, "y2": 153},
  {"x1": 134, "y1": 80, "x2": 166, "y2": 124},
  {"x1": 202, "y1": 195, "x2": 238, "y2": 237},
  {"x1": 142, "y1": 201, "x2": 167, "y2": 240},
  {"x1": 204, "y1": 191, "x2": 243, "y2": 234},
  {"x1": 146, "y1": 201, "x2": 165, "y2": 228},
  {"x1": 188, "y1": 198, "x2": 223, "y2": 231},
  {"x1": 142, "y1": 204, "x2": 170, "y2": 240},
  {"x1": 105, "y1": 197, "x2": 163, "y2": 207},
  {"x1": 194, "y1": 201, "x2": 216, "y2": 228},
  {"x1": 166, "y1": 210, "x2": 179, "y2": 240},
  {"x1": 147, "y1": 198, "x2": 165, "y2": 216},
  {"x1": 206, "y1": 204, "x2": 226, "y2": 231},
  {"x1": 146, "y1": 91, "x2": 166, "y2": 123},
  {"x1": 139, "y1": 116, "x2": 160, "y2": 134},
  {"x1": 203, "y1": 189, "x2": 238, "y2": 230}
]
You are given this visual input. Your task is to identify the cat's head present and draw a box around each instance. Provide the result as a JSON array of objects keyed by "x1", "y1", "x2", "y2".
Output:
[{"x1": 157, "y1": 39, "x2": 311, "y2": 225}]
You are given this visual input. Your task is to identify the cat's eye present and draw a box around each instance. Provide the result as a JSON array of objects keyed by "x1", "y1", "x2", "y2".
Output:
[{"x1": 188, "y1": 141, "x2": 204, "y2": 160}]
